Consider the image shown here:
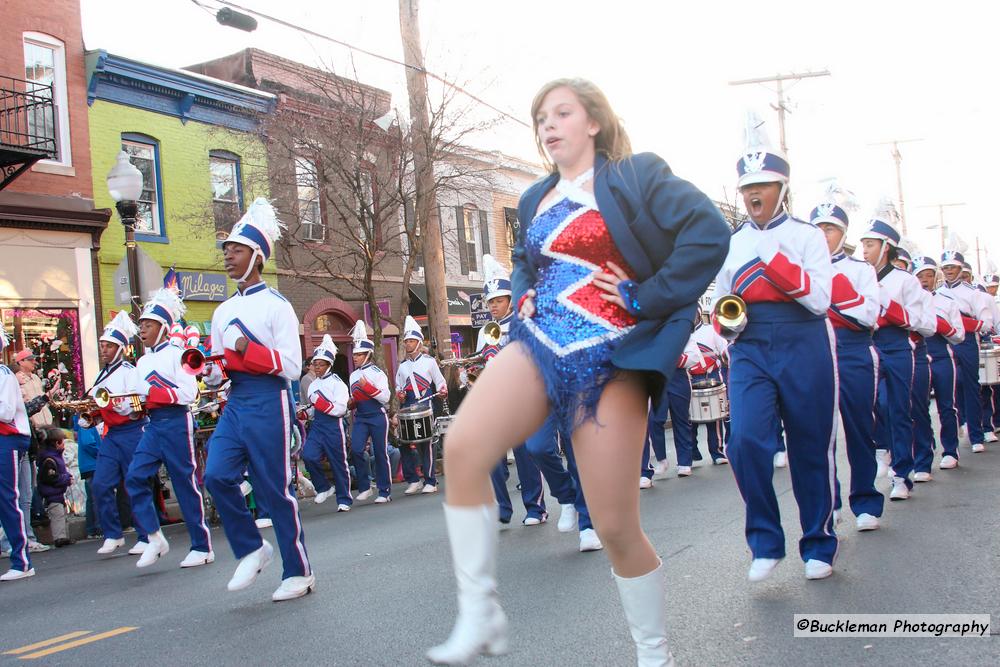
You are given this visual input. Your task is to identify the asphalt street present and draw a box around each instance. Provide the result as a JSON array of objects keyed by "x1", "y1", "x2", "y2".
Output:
[{"x1": 2, "y1": 426, "x2": 999, "y2": 666}]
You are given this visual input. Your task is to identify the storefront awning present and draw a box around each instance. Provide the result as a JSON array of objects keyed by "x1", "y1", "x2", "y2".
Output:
[{"x1": 409, "y1": 285, "x2": 474, "y2": 327}]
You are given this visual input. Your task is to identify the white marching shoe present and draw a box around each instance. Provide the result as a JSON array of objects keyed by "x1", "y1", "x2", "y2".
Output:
[
  {"x1": 940, "y1": 455, "x2": 959, "y2": 469},
  {"x1": 337, "y1": 504, "x2": 351, "y2": 512},
  {"x1": 0, "y1": 568, "x2": 35, "y2": 582},
  {"x1": 426, "y1": 504, "x2": 509, "y2": 665},
  {"x1": 314, "y1": 489, "x2": 335, "y2": 504},
  {"x1": 136, "y1": 532, "x2": 169, "y2": 568},
  {"x1": 804, "y1": 559, "x2": 833, "y2": 580},
  {"x1": 97, "y1": 537, "x2": 125, "y2": 555},
  {"x1": 855, "y1": 513, "x2": 880, "y2": 531},
  {"x1": 639, "y1": 476, "x2": 653, "y2": 489},
  {"x1": 227, "y1": 540, "x2": 274, "y2": 592},
  {"x1": 405, "y1": 481, "x2": 425, "y2": 495},
  {"x1": 971, "y1": 443, "x2": 986, "y2": 453},
  {"x1": 179, "y1": 550, "x2": 215, "y2": 568},
  {"x1": 578, "y1": 528, "x2": 603, "y2": 552},
  {"x1": 128, "y1": 540, "x2": 149, "y2": 556},
  {"x1": 889, "y1": 477, "x2": 910, "y2": 501},
  {"x1": 676, "y1": 466, "x2": 692, "y2": 477},
  {"x1": 748, "y1": 558, "x2": 782, "y2": 582},
  {"x1": 773, "y1": 451, "x2": 787, "y2": 468},
  {"x1": 652, "y1": 459, "x2": 670, "y2": 478},
  {"x1": 613, "y1": 560, "x2": 676, "y2": 667},
  {"x1": 984, "y1": 431, "x2": 998, "y2": 443},
  {"x1": 875, "y1": 449, "x2": 890, "y2": 479},
  {"x1": 356, "y1": 488, "x2": 375, "y2": 501},
  {"x1": 422, "y1": 484, "x2": 439, "y2": 494},
  {"x1": 272, "y1": 573, "x2": 316, "y2": 601},
  {"x1": 913, "y1": 471, "x2": 933, "y2": 483},
  {"x1": 557, "y1": 504, "x2": 578, "y2": 533},
  {"x1": 255, "y1": 518, "x2": 273, "y2": 529}
]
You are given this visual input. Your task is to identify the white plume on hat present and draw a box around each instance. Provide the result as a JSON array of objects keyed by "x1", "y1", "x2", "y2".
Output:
[
  {"x1": 238, "y1": 198, "x2": 284, "y2": 245},
  {"x1": 350, "y1": 319, "x2": 374, "y2": 355},
  {"x1": 944, "y1": 231, "x2": 968, "y2": 255},
  {"x1": 482, "y1": 254, "x2": 512, "y2": 302},
  {"x1": 100, "y1": 310, "x2": 138, "y2": 347},
  {"x1": 872, "y1": 196, "x2": 900, "y2": 225},
  {"x1": 817, "y1": 178, "x2": 859, "y2": 211},
  {"x1": 402, "y1": 315, "x2": 423, "y2": 342},
  {"x1": 312, "y1": 333, "x2": 338, "y2": 364},
  {"x1": 741, "y1": 110, "x2": 772, "y2": 153},
  {"x1": 141, "y1": 287, "x2": 186, "y2": 326}
]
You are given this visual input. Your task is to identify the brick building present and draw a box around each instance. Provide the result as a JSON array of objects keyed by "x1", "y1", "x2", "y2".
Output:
[
  {"x1": 85, "y1": 50, "x2": 275, "y2": 334},
  {"x1": 0, "y1": 0, "x2": 110, "y2": 389}
]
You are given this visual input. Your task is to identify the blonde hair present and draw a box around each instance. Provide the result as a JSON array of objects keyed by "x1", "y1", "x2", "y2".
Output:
[{"x1": 530, "y1": 78, "x2": 632, "y2": 172}]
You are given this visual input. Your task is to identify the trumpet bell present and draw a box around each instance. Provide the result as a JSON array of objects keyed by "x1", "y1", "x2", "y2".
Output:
[
  {"x1": 181, "y1": 348, "x2": 206, "y2": 375},
  {"x1": 482, "y1": 321, "x2": 502, "y2": 346},
  {"x1": 94, "y1": 387, "x2": 112, "y2": 409},
  {"x1": 713, "y1": 295, "x2": 748, "y2": 339}
]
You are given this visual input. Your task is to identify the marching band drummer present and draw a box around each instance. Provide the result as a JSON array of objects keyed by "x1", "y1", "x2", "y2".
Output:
[
  {"x1": 395, "y1": 315, "x2": 447, "y2": 495},
  {"x1": 858, "y1": 209, "x2": 927, "y2": 502},
  {"x1": 125, "y1": 288, "x2": 213, "y2": 570},
  {"x1": 0, "y1": 321, "x2": 35, "y2": 582},
  {"x1": 714, "y1": 114, "x2": 838, "y2": 582},
  {"x1": 300, "y1": 335, "x2": 353, "y2": 512},
  {"x1": 202, "y1": 198, "x2": 314, "y2": 601},
  {"x1": 939, "y1": 250, "x2": 993, "y2": 454},
  {"x1": 82, "y1": 311, "x2": 150, "y2": 557},
  {"x1": 811, "y1": 201, "x2": 883, "y2": 530},
  {"x1": 687, "y1": 310, "x2": 729, "y2": 466},
  {"x1": 348, "y1": 320, "x2": 392, "y2": 503},
  {"x1": 911, "y1": 257, "x2": 965, "y2": 474}
]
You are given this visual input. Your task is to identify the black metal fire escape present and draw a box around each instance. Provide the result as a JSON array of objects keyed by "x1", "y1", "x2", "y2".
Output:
[{"x1": 0, "y1": 76, "x2": 58, "y2": 190}]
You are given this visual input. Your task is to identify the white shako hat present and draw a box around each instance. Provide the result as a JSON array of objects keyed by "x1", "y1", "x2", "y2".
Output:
[
  {"x1": 99, "y1": 310, "x2": 138, "y2": 348},
  {"x1": 402, "y1": 315, "x2": 423, "y2": 343},
  {"x1": 224, "y1": 198, "x2": 285, "y2": 282},
  {"x1": 736, "y1": 110, "x2": 790, "y2": 189},
  {"x1": 140, "y1": 287, "x2": 185, "y2": 328},
  {"x1": 351, "y1": 320, "x2": 374, "y2": 356},
  {"x1": 482, "y1": 254, "x2": 512, "y2": 302},
  {"x1": 312, "y1": 334, "x2": 338, "y2": 365}
]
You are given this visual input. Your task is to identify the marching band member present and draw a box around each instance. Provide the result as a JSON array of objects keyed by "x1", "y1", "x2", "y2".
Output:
[
  {"x1": 859, "y1": 209, "x2": 926, "y2": 501},
  {"x1": 811, "y1": 201, "x2": 883, "y2": 530},
  {"x1": 479, "y1": 255, "x2": 556, "y2": 527},
  {"x1": 687, "y1": 313, "x2": 729, "y2": 466},
  {"x1": 83, "y1": 311, "x2": 150, "y2": 556},
  {"x1": 980, "y1": 272, "x2": 1000, "y2": 434},
  {"x1": 0, "y1": 322, "x2": 34, "y2": 582},
  {"x1": 906, "y1": 252, "x2": 941, "y2": 485},
  {"x1": 641, "y1": 326, "x2": 701, "y2": 479},
  {"x1": 969, "y1": 267, "x2": 1000, "y2": 442},
  {"x1": 939, "y1": 250, "x2": 992, "y2": 453},
  {"x1": 125, "y1": 288, "x2": 213, "y2": 569},
  {"x1": 395, "y1": 315, "x2": 447, "y2": 495},
  {"x1": 202, "y1": 198, "x2": 314, "y2": 601},
  {"x1": 715, "y1": 114, "x2": 837, "y2": 582},
  {"x1": 911, "y1": 257, "x2": 965, "y2": 474},
  {"x1": 300, "y1": 335, "x2": 352, "y2": 512},
  {"x1": 348, "y1": 320, "x2": 392, "y2": 503},
  {"x1": 427, "y1": 79, "x2": 728, "y2": 666}
]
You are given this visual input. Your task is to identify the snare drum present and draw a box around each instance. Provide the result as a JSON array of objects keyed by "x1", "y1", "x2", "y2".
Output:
[
  {"x1": 398, "y1": 404, "x2": 435, "y2": 443},
  {"x1": 689, "y1": 381, "x2": 729, "y2": 423},
  {"x1": 434, "y1": 416, "x2": 455, "y2": 438},
  {"x1": 979, "y1": 347, "x2": 1000, "y2": 385}
]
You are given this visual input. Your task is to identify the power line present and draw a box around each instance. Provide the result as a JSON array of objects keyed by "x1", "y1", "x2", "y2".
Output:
[{"x1": 204, "y1": 0, "x2": 530, "y2": 128}]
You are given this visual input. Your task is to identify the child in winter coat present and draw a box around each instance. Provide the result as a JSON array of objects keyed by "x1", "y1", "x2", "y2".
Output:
[{"x1": 36, "y1": 427, "x2": 74, "y2": 547}]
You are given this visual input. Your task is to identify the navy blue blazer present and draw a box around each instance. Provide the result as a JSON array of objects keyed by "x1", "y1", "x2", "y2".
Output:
[{"x1": 512, "y1": 152, "x2": 730, "y2": 394}]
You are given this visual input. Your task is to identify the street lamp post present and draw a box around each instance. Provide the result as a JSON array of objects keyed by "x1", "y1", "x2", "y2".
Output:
[{"x1": 106, "y1": 151, "x2": 145, "y2": 321}]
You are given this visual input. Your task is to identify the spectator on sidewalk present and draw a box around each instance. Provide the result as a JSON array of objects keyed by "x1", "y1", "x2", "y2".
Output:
[
  {"x1": 73, "y1": 416, "x2": 101, "y2": 539},
  {"x1": 36, "y1": 428, "x2": 74, "y2": 547}
]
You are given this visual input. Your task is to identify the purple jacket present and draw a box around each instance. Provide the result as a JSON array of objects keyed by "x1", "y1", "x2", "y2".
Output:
[{"x1": 36, "y1": 446, "x2": 72, "y2": 503}]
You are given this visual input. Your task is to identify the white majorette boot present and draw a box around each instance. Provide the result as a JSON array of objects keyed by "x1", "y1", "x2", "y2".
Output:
[
  {"x1": 426, "y1": 504, "x2": 508, "y2": 665},
  {"x1": 613, "y1": 559, "x2": 676, "y2": 667}
]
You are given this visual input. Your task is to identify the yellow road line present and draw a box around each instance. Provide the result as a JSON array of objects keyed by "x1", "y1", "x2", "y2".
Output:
[
  {"x1": 16, "y1": 627, "x2": 138, "y2": 660},
  {"x1": 3, "y1": 632, "x2": 92, "y2": 656}
]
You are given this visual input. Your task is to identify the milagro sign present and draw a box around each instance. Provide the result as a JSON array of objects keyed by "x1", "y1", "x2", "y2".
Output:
[{"x1": 177, "y1": 271, "x2": 228, "y2": 302}]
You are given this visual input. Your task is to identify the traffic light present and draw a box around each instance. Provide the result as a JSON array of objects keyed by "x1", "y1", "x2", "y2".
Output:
[{"x1": 216, "y1": 7, "x2": 257, "y2": 32}]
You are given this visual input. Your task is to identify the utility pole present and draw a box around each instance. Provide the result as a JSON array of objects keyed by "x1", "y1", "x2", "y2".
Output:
[
  {"x1": 869, "y1": 138, "x2": 923, "y2": 235},
  {"x1": 918, "y1": 202, "x2": 965, "y2": 255},
  {"x1": 729, "y1": 70, "x2": 830, "y2": 214},
  {"x1": 398, "y1": 0, "x2": 452, "y2": 359}
]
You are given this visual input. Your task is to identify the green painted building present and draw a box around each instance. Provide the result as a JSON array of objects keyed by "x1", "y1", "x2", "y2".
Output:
[{"x1": 86, "y1": 50, "x2": 275, "y2": 331}]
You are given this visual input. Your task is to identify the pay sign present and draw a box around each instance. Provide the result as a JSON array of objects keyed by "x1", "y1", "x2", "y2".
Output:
[{"x1": 470, "y1": 292, "x2": 491, "y2": 328}]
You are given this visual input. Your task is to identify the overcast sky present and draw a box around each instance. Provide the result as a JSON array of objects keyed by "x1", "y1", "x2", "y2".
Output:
[{"x1": 81, "y1": 0, "x2": 1000, "y2": 270}]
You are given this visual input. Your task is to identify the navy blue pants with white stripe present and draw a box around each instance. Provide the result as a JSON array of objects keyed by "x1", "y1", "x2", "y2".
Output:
[
  {"x1": 302, "y1": 412, "x2": 353, "y2": 506},
  {"x1": 926, "y1": 337, "x2": 960, "y2": 460},
  {"x1": 953, "y1": 337, "x2": 984, "y2": 445},
  {"x1": 727, "y1": 303, "x2": 838, "y2": 564},
  {"x1": 205, "y1": 373, "x2": 310, "y2": 579},
  {"x1": 910, "y1": 339, "x2": 934, "y2": 474},
  {"x1": 874, "y1": 327, "x2": 915, "y2": 488},
  {"x1": 0, "y1": 434, "x2": 31, "y2": 572},
  {"x1": 490, "y1": 445, "x2": 545, "y2": 523},
  {"x1": 642, "y1": 371, "x2": 693, "y2": 472},
  {"x1": 832, "y1": 329, "x2": 883, "y2": 517},
  {"x1": 351, "y1": 409, "x2": 391, "y2": 498},
  {"x1": 93, "y1": 420, "x2": 148, "y2": 542},
  {"x1": 126, "y1": 407, "x2": 211, "y2": 552},
  {"x1": 525, "y1": 416, "x2": 592, "y2": 531}
]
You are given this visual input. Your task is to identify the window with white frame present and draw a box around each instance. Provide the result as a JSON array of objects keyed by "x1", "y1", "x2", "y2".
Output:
[
  {"x1": 23, "y1": 32, "x2": 71, "y2": 166},
  {"x1": 356, "y1": 169, "x2": 377, "y2": 245},
  {"x1": 209, "y1": 151, "x2": 242, "y2": 240},
  {"x1": 121, "y1": 137, "x2": 162, "y2": 236},
  {"x1": 454, "y1": 205, "x2": 492, "y2": 276},
  {"x1": 295, "y1": 156, "x2": 324, "y2": 242}
]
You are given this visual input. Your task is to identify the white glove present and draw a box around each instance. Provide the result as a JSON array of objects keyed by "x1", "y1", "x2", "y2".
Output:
[
  {"x1": 755, "y1": 235, "x2": 781, "y2": 264},
  {"x1": 78, "y1": 414, "x2": 93, "y2": 429}
]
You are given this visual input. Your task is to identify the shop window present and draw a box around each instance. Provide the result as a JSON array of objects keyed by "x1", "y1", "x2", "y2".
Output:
[
  {"x1": 23, "y1": 32, "x2": 71, "y2": 166},
  {"x1": 121, "y1": 133, "x2": 166, "y2": 241},
  {"x1": 295, "y1": 155, "x2": 324, "y2": 242},
  {"x1": 455, "y1": 205, "x2": 490, "y2": 277},
  {"x1": 210, "y1": 150, "x2": 243, "y2": 241}
]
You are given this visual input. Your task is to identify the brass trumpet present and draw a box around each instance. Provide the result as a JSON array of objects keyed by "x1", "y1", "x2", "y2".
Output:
[
  {"x1": 94, "y1": 387, "x2": 145, "y2": 411},
  {"x1": 441, "y1": 321, "x2": 502, "y2": 367},
  {"x1": 714, "y1": 294, "x2": 748, "y2": 340},
  {"x1": 181, "y1": 348, "x2": 225, "y2": 376},
  {"x1": 49, "y1": 398, "x2": 100, "y2": 414}
]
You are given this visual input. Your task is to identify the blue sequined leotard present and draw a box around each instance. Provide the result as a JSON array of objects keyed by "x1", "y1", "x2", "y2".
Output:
[{"x1": 509, "y1": 169, "x2": 637, "y2": 433}]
